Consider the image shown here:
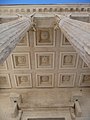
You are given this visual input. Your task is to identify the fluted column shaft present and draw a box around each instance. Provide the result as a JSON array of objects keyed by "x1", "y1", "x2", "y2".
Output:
[
  {"x1": 57, "y1": 15, "x2": 90, "y2": 68},
  {"x1": 0, "y1": 15, "x2": 33, "y2": 63}
]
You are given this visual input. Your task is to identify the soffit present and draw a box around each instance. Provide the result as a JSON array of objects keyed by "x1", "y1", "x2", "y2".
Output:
[{"x1": 0, "y1": 14, "x2": 90, "y2": 89}]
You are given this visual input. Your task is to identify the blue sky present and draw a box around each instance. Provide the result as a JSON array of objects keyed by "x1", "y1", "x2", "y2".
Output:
[{"x1": 0, "y1": 0, "x2": 90, "y2": 4}]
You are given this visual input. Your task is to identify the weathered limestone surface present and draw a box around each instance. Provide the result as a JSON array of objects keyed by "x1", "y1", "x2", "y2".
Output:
[
  {"x1": 0, "y1": 15, "x2": 33, "y2": 64},
  {"x1": 74, "y1": 101, "x2": 82, "y2": 117},
  {"x1": 0, "y1": 15, "x2": 19, "y2": 23},
  {"x1": 0, "y1": 4, "x2": 90, "y2": 120},
  {"x1": 0, "y1": 88, "x2": 90, "y2": 120},
  {"x1": 58, "y1": 15, "x2": 90, "y2": 68},
  {"x1": 0, "y1": 13, "x2": 90, "y2": 68}
]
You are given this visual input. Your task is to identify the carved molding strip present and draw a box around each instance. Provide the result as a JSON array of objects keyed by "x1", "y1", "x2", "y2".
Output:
[{"x1": 0, "y1": 5, "x2": 90, "y2": 14}]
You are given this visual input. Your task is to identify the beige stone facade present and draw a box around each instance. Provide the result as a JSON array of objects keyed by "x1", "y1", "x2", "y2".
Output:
[{"x1": 0, "y1": 4, "x2": 90, "y2": 120}]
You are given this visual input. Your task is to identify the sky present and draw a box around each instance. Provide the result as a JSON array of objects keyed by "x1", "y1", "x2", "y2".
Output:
[{"x1": 0, "y1": 0, "x2": 90, "y2": 4}]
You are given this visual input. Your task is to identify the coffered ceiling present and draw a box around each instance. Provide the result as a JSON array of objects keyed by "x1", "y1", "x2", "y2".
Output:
[{"x1": 0, "y1": 15, "x2": 90, "y2": 89}]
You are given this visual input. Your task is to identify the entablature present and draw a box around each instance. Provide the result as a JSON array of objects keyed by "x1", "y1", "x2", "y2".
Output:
[{"x1": 0, "y1": 4, "x2": 90, "y2": 15}]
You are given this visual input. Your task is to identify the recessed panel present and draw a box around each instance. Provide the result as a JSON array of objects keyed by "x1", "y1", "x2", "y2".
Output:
[
  {"x1": 36, "y1": 73, "x2": 54, "y2": 87},
  {"x1": 58, "y1": 73, "x2": 76, "y2": 87},
  {"x1": 12, "y1": 53, "x2": 30, "y2": 69},
  {"x1": 79, "y1": 73, "x2": 90, "y2": 86},
  {"x1": 35, "y1": 52, "x2": 54, "y2": 69},
  {"x1": 0, "y1": 61, "x2": 7, "y2": 70},
  {"x1": 62, "y1": 37, "x2": 71, "y2": 45},
  {"x1": 14, "y1": 74, "x2": 32, "y2": 88},
  {"x1": 35, "y1": 28, "x2": 55, "y2": 46},
  {"x1": 60, "y1": 52, "x2": 77, "y2": 68},
  {"x1": 0, "y1": 74, "x2": 11, "y2": 88},
  {"x1": 82, "y1": 61, "x2": 88, "y2": 69},
  {"x1": 61, "y1": 34, "x2": 71, "y2": 47},
  {"x1": 17, "y1": 33, "x2": 29, "y2": 46}
]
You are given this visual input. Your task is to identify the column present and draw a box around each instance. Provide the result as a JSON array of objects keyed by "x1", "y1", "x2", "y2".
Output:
[
  {"x1": 56, "y1": 15, "x2": 90, "y2": 68},
  {"x1": 0, "y1": 14, "x2": 34, "y2": 64}
]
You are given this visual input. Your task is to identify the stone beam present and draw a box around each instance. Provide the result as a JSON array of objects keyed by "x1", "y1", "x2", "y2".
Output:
[
  {"x1": 56, "y1": 15, "x2": 90, "y2": 68},
  {"x1": 0, "y1": 15, "x2": 19, "y2": 23},
  {"x1": 0, "y1": 14, "x2": 34, "y2": 64}
]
